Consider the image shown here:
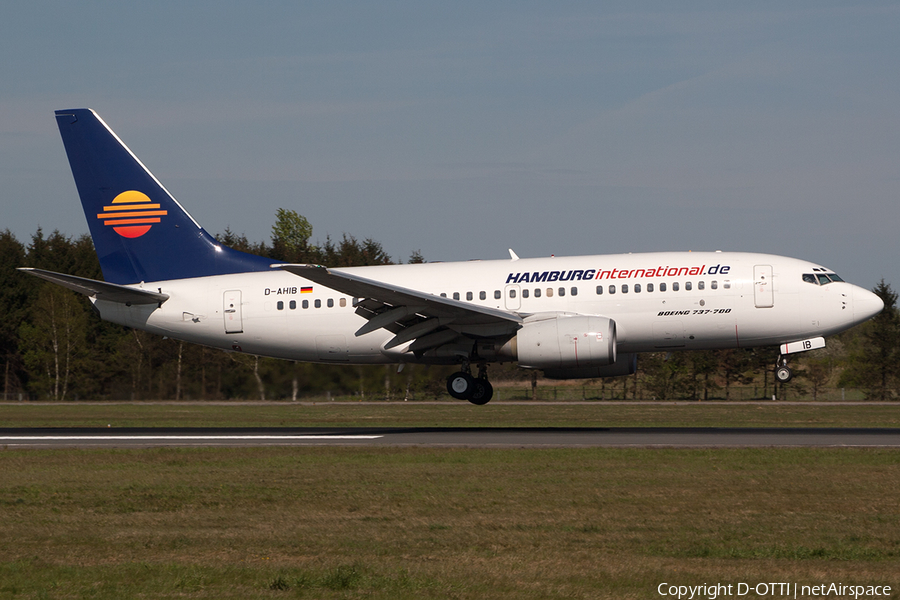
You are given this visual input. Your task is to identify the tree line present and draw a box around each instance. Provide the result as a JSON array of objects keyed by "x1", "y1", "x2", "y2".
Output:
[{"x1": 1, "y1": 211, "x2": 897, "y2": 401}]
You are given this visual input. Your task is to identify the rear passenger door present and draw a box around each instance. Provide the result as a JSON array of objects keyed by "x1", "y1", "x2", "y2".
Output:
[{"x1": 223, "y1": 290, "x2": 243, "y2": 333}]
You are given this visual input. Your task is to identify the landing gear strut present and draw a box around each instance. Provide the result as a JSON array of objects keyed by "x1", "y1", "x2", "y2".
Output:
[
  {"x1": 775, "y1": 355, "x2": 793, "y2": 383},
  {"x1": 447, "y1": 364, "x2": 494, "y2": 405}
]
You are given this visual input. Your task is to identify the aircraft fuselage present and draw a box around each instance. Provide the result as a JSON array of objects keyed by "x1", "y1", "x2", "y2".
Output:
[{"x1": 94, "y1": 251, "x2": 878, "y2": 366}]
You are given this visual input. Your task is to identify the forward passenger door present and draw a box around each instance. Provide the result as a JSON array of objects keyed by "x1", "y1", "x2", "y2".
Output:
[{"x1": 753, "y1": 265, "x2": 774, "y2": 308}]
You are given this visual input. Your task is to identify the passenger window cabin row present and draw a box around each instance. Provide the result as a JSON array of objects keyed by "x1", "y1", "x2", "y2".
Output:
[
  {"x1": 441, "y1": 291, "x2": 504, "y2": 300},
  {"x1": 277, "y1": 278, "x2": 731, "y2": 311},
  {"x1": 595, "y1": 280, "x2": 728, "y2": 295},
  {"x1": 443, "y1": 280, "x2": 729, "y2": 300},
  {"x1": 276, "y1": 297, "x2": 348, "y2": 310}
]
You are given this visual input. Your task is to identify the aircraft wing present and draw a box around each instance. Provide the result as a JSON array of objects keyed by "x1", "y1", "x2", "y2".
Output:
[
  {"x1": 278, "y1": 264, "x2": 522, "y2": 352},
  {"x1": 18, "y1": 268, "x2": 169, "y2": 305}
]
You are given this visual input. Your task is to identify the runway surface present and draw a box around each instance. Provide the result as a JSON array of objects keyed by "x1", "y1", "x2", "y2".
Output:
[{"x1": 2, "y1": 427, "x2": 900, "y2": 448}]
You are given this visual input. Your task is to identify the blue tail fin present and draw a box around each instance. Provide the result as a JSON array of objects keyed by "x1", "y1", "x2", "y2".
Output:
[{"x1": 55, "y1": 109, "x2": 274, "y2": 284}]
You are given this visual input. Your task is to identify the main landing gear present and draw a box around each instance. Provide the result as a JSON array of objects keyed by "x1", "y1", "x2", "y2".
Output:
[
  {"x1": 775, "y1": 355, "x2": 793, "y2": 383},
  {"x1": 447, "y1": 364, "x2": 494, "y2": 405}
]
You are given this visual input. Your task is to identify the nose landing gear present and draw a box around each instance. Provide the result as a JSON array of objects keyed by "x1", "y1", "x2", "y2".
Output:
[
  {"x1": 447, "y1": 364, "x2": 494, "y2": 405},
  {"x1": 774, "y1": 356, "x2": 793, "y2": 383}
]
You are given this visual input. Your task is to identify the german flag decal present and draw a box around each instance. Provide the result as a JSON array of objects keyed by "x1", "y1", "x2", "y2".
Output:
[
  {"x1": 300, "y1": 287, "x2": 313, "y2": 293},
  {"x1": 97, "y1": 190, "x2": 168, "y2": 238}
]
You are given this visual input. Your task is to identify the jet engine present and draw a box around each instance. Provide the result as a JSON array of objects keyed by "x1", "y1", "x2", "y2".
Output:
[{"x1": 511, "y1": 314, "x2": 617, "y2": 370}]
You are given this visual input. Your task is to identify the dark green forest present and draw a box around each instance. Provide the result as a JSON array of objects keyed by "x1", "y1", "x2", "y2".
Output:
[{"x1": 2, "y1": 211, "x2": 898, "y2": 401}]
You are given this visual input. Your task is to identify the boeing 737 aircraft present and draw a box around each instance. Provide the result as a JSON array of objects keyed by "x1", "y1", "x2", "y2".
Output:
[{"x1": 21, "y1": 109, "x2": 883, "y2": 404}]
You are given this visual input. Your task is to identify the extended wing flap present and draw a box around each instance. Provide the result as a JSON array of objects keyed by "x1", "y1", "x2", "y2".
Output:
[
  {"x1": 355, "y1": 305, "x2": 425, "y2": 337},
  {"x1": 19, "y1": 268, "x2": 169, "y2": 305}
]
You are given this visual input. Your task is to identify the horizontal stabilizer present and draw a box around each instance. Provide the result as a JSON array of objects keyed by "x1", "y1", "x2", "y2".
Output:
[{"x1": 18, "y1": 268, "x2": 169, "y2": 305}]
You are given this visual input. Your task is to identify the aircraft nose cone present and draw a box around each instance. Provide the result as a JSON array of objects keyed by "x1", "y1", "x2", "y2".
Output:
[{"x1": 853, "y1": 286, "x2": 884, "y2": 322}]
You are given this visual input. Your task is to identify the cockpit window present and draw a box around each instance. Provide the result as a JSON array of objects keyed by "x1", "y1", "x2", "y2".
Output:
[{"x1": 804, "y1": 272, "x2": 844, "y2": 285}]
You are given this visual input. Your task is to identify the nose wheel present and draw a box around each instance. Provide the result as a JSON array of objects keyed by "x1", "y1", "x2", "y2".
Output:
[
  {"x1": 447, "y1": 364, "x2": 494, "y2": 405},
  {"x1": 775, "y1": 356, "x2": 793, "y2": 383}
]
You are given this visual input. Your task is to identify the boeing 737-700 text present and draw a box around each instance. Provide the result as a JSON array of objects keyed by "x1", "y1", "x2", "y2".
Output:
[{"x1": 20, "y1": 109, "x2": 884, "y2": 404}]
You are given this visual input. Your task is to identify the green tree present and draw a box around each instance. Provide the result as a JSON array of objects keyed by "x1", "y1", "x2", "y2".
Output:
[
  {"x1": 18, "y1": 285, "x2": 89, "y2": 400},
  {"x1": 799, "y1": 338, "x2": 844, "y2": 401},
  {"x1": 0, "y1": 231, "x2": 29, "y2": 399},
  {"x1": 26, "y1": 228, "x2": 100, "y2": 279},
  {"x1": 218, "y1": 227, "x2": 268, "y2": 256},
  {"x1": 840, "y1": 280, "x2": 899, "y2": 400},
  {"x1": 687, "y1": 350, "x2": 721, "y2": 401},
  {"x1": 270, "y1": 208, "x2": 313, "y2": 262},
  {"x1": 747, "y1": 346, "x2": 780, "y2": 399},
  {"x1": 803, "y1": 355, "x2": 831, "y2": 401},
  {"x1": 641, "y1": 352, "x2": 690, "y2": 400},
  {"x1": 320, "y1": 234, "x2": 392, "y2": 267},
  {"x1": 718, "y1": 349, "x2": 755, "y2": 400}
]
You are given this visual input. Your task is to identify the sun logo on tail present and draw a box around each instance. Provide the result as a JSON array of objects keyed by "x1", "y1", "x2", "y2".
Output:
[{"x1": 96, "y1": 191, "x2": 168, "y2": 238}]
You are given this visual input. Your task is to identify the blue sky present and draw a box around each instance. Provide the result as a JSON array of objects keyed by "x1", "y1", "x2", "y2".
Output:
[{"x1": 2, "y1": 2, "x2": 898, "y2": 288}]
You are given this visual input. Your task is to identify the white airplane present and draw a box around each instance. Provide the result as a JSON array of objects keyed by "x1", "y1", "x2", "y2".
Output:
[{"x1": 21, "y1": 109, "x2": 883, "y2": 404}]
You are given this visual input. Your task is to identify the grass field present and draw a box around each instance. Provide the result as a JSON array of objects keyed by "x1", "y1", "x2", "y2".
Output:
[
  {"x1": 1, "y1": 400, "x2": 900, "y2": 429},
  {"x1": 2, "y1": 403, "x2": 899, "y2": 599},
  {"x1": 1, "y1": 446, "x2": 898, "y2": 599}
]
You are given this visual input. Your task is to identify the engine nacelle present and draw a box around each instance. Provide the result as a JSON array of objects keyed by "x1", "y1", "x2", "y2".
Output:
[{"x1": 515, "y1": 315, "x2": 616, "y2": 370}]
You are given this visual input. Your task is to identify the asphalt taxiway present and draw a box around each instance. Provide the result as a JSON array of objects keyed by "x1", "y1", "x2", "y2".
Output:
[{"x1": 2, "y1": 427, "x2": 900, "y2": 448}]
